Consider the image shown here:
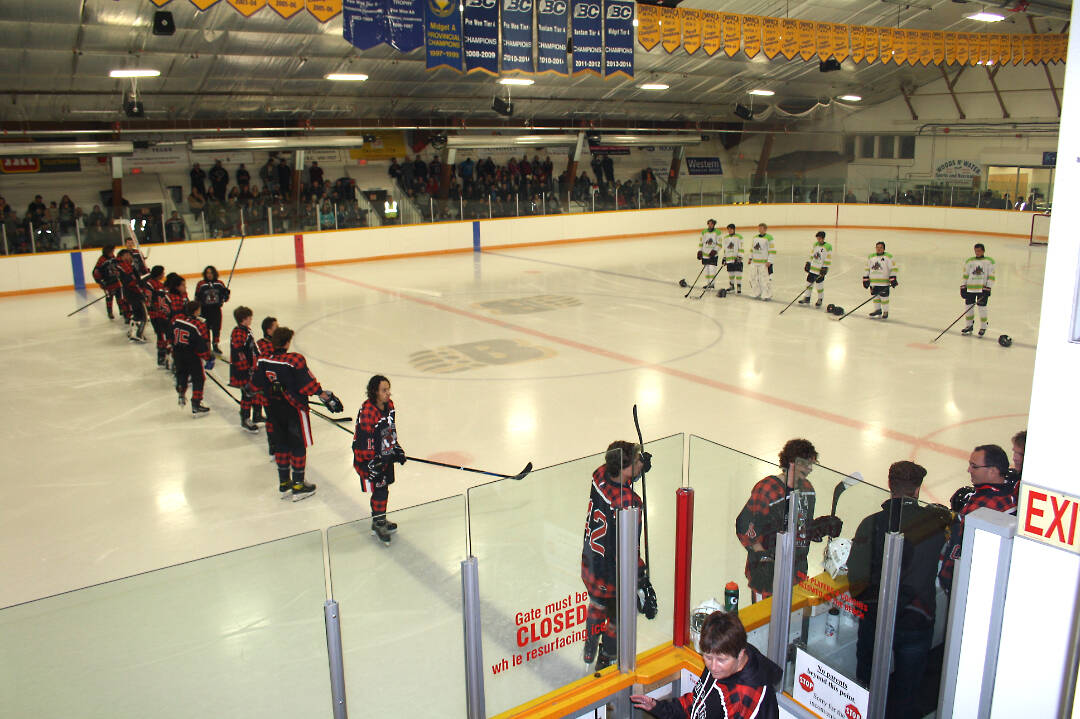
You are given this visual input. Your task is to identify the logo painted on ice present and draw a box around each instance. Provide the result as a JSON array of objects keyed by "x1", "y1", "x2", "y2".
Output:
[
  {"x1": 409, "y1": 338, "x2": 555, "y2": 373},
  {"x1": 798, "y1": 673, "x2": 814, "y2": 692},
  {"x1": 473, "y1": 294, "x2": 582, "y2": 315}
]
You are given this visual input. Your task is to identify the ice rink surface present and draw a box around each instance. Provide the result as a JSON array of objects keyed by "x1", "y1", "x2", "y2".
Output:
[{"x1": 0, "y1": 226, "x2": 1044, "y2": 609}]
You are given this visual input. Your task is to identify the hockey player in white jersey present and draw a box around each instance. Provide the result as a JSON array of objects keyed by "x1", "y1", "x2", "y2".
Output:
[
  {"x1": 697, "y1": 219, "x2": 721, "y2": 290},
  {"x1": 747, "y1": 223, "x2": 776, "y2": 300},
  {"x1": 863, "y1": 241, "x2": 898, "y2": 319},
  {"x1": 721, "y1": 223, "x2": 744, "y2": 293},
  {"x1": 798, "y1": 231, "x2": 832, "y2": 308},
  {"x1": 961, "y1": 243, "x2": 996, "y2": 336}
]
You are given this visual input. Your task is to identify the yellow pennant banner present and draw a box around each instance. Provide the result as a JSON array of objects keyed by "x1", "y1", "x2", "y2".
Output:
[
  {"x1": 761, "y1": 17, "x2": 781, "y2": 59},
  {"x1": 227, "y1": 0, "x2": 264, "y2": 15},
  {"x1": 944, "y1": 32, "x2": 957, "y2": 64},
  {"x1": 956, "y1": 33, "x2": 970, "y2": 65},
  {"x1": 268, "y1": 0, "x2": 304, "y2": 18},
  {"x1": 1012, "y1": 34, "x2": 1023, "y2": 65},
  {"x1": 832, "y1": 24, "x2": 849, "y2": 62},
  {"x1": 863, "y1": 27, "x2": 878, "y2": 63},
  {"x1": 149, "y1": 0, "x2": 172, "y2": 6},
  {"x1": 850, "y1": 25, "x2": 865, "y2": 63},
  {"x1": 906, "y1": 29, "x2": 920, "y2": 65},
  {"x1": 702, "y1": 11, "x2": 722, "y2": 56},
  {"x1": 977, "y1": 33, "x2": 992, "y2": 65},
  {"x1": 815, "y1": 22, "x2": 832, "y2": 60},
  {"x1": 661, "y1": 6, "x2": 681, "y2": 53},
  {"x1": 637, "y1": 4, "x2": 660, "y2": 50},
  {"x1": 918, "y1": 30, "x2": 933, "y2": 66},
  {"x1": 742, "y1": 14, "x2": 762, "y2": 59},
  {"x1": 681, "y1": 8, "x2": 703, "y2": 55},
  {"x1": 880, "y1": 28, "x2": 895, "y2": 64},
  {"x1": 932, "y1": 31, "x2": 944, "y2": 65},
  {"x1": 189, "y1": 0, "x2": 219, "y2": 9},
  {"x1": 722, "y1": 13, "x2": 741, "y2": 57},
  {"x1": 306, "y1": 0, "x2": 339, "y2": 21},
  {"x1": 797, "y1": 20, "x2": 815, "y2": 61},
  {"x1": 780, "y1": 18, "x2": 799, "y2": 60}
]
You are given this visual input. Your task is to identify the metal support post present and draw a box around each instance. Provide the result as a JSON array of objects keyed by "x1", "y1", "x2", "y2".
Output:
[
  {"x1": 868, "y1": 532, "x2": 905, "y2": 719},
  {"x1": 430, "y1": 196, "x2": 435, "y2": 222},
  {"x1": 673, "y1": 488, "x2": 695, "y2": 647},
  {"x1": 316, "y1": 207, "x2": 322, "y2": 232},
  {"x1": 922, "y1": 186, "x2": 926, "y2": 206},
  {"x1": 29, "y1": 221, "x2": 36, "y2": 253},
  {"x1": 616, "y1": 507, "x2": 640, "y2": 674},
  {"x1": 159, "y1": 213, "x2": 166, "y2": 244},
  {"x1": 949, "y1": 185, "x2": 954, "y2": 207},
  {"x1": 515, "y1": 194, "x2": 519, "y2": 217},
  {"x1": 76, "y1": 219, "x2": 83, "y2": 248},
  {"x1": 324, "y1": 600, "x2": 348, "y2": 719},
  {"x1": 766, "y1": 468, "x2": 799, "y2": 669},
  {"x1": 542, "y1": 192, "x2": 546, "y2": 215},
  {"x1": 615, "y1": 186, "x2": 619, "y2": 210},
  {"x1": 591, "y1": 192, "x2": 595, "y2": 212},
  {"x1": 461, "y1": 556, "x2": 487, "y2": 719},
  {"x1": 2, "y1": 223, "x2": 8, "y2": 254},
  {"x1": 637, "y1": 189, "x2": 641, "y2": 209},
  {"x1": 816, "y1": 183, "x2": 820, "y2": 203},
  {"x1": 267, "y1": 207, "x2": 273, "y2": 235},
  {"x1": 242, "y1": 208, "x2": 248, "y2": 236},
  {"x1": 459, "y1": 195, "x2": 463, "y2": 222},
  {"x1": 334, "y1": 203, "x2": 339, "y2": 230},
  {"x1": 842, "y1": 183, "x2": 847, "y2": 202},
  {"x1": 488, "y1": 195, "x2": 492, "y2": 219}
]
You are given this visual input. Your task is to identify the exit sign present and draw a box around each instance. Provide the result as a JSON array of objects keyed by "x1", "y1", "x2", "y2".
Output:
[{"x1": 1018, "y1": 484, "x2": 1080, "y2": 554}]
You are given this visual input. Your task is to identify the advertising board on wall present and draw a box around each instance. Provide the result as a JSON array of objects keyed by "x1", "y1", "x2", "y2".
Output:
[{"x1": 933, "y1": 159, "x2": 982, "y2": 184}]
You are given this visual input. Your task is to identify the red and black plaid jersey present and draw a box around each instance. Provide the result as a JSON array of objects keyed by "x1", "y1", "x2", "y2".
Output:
[
  {"x1": 250, "y1": 351, "x2": 323, "y2": 411},
  {"x1": 146, "y1": 278, "x2": 168, "y2": 320},
  {"x1": 115, "y1": 258, "x2": 144, "y2": 293},
  {"x1": 581, "y1": 464, "x2": 643, "y2": 598},
  {"x1": 92, "y1": 255, "x2": 119, "y2": 288},
  {"x1": 938, "y1": 481, "x2": 1018, "y2": 592},
  {"x1": 194, "y1": 279, "x2": 230, "y2": 308},
  {"x1": 256, "y1": 337, "x2": 274, "y2": 357},
  {"x1": 646, "y1": 647, "x2": 781, "y2": 719},
  {"x1": 171, "y1": 314, "x2": 211, "y2": 361},
  {"x1": 352, "y1": 399, "x2": 399, "y2": 480},
  {"x1": 229, "y1": 325, "x2": 257, "y2": 387},
  {"x1": 129, "y1": 249, "x2": 148, "y2": 277},
  {"x1": 166, "y1": 289, "x2": 189, "y2": 320},
  {"x1": 735, "y1": 475, "x2": 817, "y2": 587}
]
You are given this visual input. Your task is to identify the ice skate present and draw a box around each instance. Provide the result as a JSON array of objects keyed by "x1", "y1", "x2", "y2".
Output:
[
  {"x1": 191, "y1": 400, "x2": 211, "y2": 417},
  {"x1": 177, "y1": 394, "x2": 186, "y2": 407},
  {"x1": 978, "y1": 328, "x2": 986, "y2": 337},
  {"x1": 869, "y1": 308, "x2": 882, "y2": 318},
  {"x1": 371, "y1": 518, "x2": 392, "y2": 545},
  {"x1": 797, "y1": 297, "x2": 810, "y2": 305},
  {"x1": 881, "y1": 312, "x2": 889, "y2": 320},
  {"x1": 961, "y1": 325, "x2": 974, "y2": 335},
  {"x1": 814, "y1": 299, "x2": 823, "y2": 308},
  {"x1": 241, "y1": 417, "x2": 259, "y2": 433},
  {"x1": 292, "y1": 481, "x2": 317, "y2": 502},
  {"x1": 279, "y1": 479, "x2": 292, "y2": 498}
]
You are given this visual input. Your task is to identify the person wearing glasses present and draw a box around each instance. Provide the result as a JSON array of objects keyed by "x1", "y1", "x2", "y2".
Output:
[
  {"x1": 735, "y1": 438, "x2": 842, "y2": 603},
  {"x1": 938, "y1": 444, "x2": 1019, "y2": 595}
]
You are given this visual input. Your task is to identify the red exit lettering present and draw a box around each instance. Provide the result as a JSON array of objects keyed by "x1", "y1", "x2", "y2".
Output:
[{"x1": 1023, "y1": 487, "x2": 1080, "y2": 551}]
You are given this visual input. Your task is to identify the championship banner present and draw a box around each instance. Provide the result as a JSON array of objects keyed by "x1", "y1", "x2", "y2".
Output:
[
  {"x1": 932, "y1": 31, "x2": 945, "y2": 65},
  {"x1": 761, "y1": 17, "x2": 780, "y2": 59},
  {"x1": 660, "y1": 6, "x2": 680, "y2": 53},
  {"x1": 343, "y1": 0, "x2": 386, "y2": 49},
  {"x1": 571, "y1": 0, "x2": 603, "y2": 75},
  {"x1": 227, "y1": 0, "x2": 266, "y2": 17},
  {"x1": 603, "y1": 0, "x2": 635, "y2": 78},
  {"x1": 906, "y1": 28, "x2": 919, "y2": 65},
  {"x1": 815, "y1": 22, "x2": 831, "y2": 61},
  {"x1": 536, "y1": 0, "x2": 569, "y2": 75},
  {"x1": 742, "y1": 15, "x2": 761, "y2": 59},
  {"x1": 189, "y1": 0, "x2": 219, "y2": 10},
  {"x1": 977, "y1": 33, "x2": 992, "y2": 65},
  {"x1": 831, "y1": 24, "x2": 849, "y2": 62},
  {"x1": 863, "y1": 26, "x2": 878, "y2": 63},
  {"x1": 955, "y1": 32, "x2": 969, "y2": 65},
  {"x1": 149, "y1": 0, "x2": 171, "y2": 6},
  {"x1": 636, "y1": 4, "x2": 660, "y2": 50},
  {"x1": 681, "y1": 8, "x2": 703, "y2": 55},
  {"x1": 462, "y1": 0, "x2": 499, "y2": 75},
  {"x1": 388, "y1": 0, "x2": 424, "y2": 52},
  {"x1": 944, "y1": 32, "x2": 957, "y2": 64},
  {"x1": 501, "y1": 0, "x2": 535, "y2": 73},
  {"x1": 307, "y1": 0, "x2": 340, "y2": 21},
  {"x1": 268, "y1": 0, "x2": 304, "y2": 18},
  {"x1": 894, "y1": 29, "x2": 909, "y2": 65},
  {"x1": 991, "y1": 34, "x2": 1007, "y2": 65},
  {"x1": 797, "y1": 20, "x2": 815, "y2": 61},
  {"x1": 425, "y1": 0, "x2": 464, "y2": 71},
  {"x1": 722, "y1": 14, "x2": 741, "y2": 57},
  {"x1": 780, "y1": 18, "x2": 798, "y2": 60},
  {"x1": 1022, "y1": 34, "x2": 1035, "y2": 64},
  {"x1": 918, "y1": 30, "x2": 932, "y2": 65},
  {"x1": 702, "y1": 10, "x2": 721, "y2": 56},
  {"x1": 850, "y1": 25, "x2": 865, "y2": 63},
  {"x1": 1012, "y1": 33, "x2": 1023, "y2": 65},
  {"x1": 879, "y1": 28, "x2": 894, "y2": 64}
]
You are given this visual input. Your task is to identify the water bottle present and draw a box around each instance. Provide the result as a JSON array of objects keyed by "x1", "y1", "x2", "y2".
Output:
[
  {"x1": 824, "y1": 607, "x2": 840, "y2": 642},
  {"x1": 724, "y1": 581, "x2": 739, "y2": 614}
]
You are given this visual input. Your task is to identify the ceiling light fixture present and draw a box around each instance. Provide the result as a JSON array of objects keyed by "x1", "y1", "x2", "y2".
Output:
[
  {"x1": 839, "y1": 94, "x2": 862, "y2": 101},
  {"x1": 109, "y1": 69, "x2": 160, "y2": 78},
  {"x1": 325, "y1": 73, "x2": 369, "y2": 81},
  {"x1": 639, "y1": 83, "x2": 670, "y2": 91},
  {"x1": 749, "y1": 89, "x2": 775, "y2": 96},
  {"x1": 966, "y1": 11, "x2": 1005, "y2": 22},
  {"x1": 499, "y1": 78, "x2": 535, "y2": 86}
]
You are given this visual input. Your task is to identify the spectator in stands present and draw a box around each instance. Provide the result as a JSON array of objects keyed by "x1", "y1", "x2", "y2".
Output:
[
  {"x1": 133, "y1": 207, "x2": 154, "y2": 243},
  {"x1": 319, "y1": 200, "x2": 335, "y2": 229},
  {"x1": 602, "y1": 154, "x2": 615, "y2": 183},
  {"x1": 87, "y1": 204, "x2": 106, "y2": 229},
  {"x1": 260, "y1": 157, "x2": 275, "y2": 192},
  {"x1": 87, "y1": 219, "x2": 109, "y2": 247},
  {"x1": 236, "y1": 163, "x2": 251, "y2": 190},
  {"x1": 460, "y1": 156, "x2": 475, "y2": 183},
  {"x1": 26, "y1": 195, "x2": 45, "y2": 223},
  {"x1": 165, "y1": 211, "x2": 186, "y2": 241},
  {"x1": 388, "y1": 157, "x2": 402, "y2": 182},
  {"x1": 590, "y1": 153, "x2": 603, "y2": 183},
  {"x1": 209, "y1": 160, "x2": 229, "y2": 201},
  {"x1": 414, "y1": 156, "x2": 427, "y2": 185},
  {"x1": 845, "y1": 189, "x2": 857, "y2": 203},
  {"x1": 58, "y1": 195, "x2": 76, "y2": 234},
  {"x1": 190, "y1": 163, "x2": 206, "y2": 195},
  {"x1": 430, "y1": 155, "x2": 442, "y2": 183},
  {"x1": 277, "y1": 158, "x2": 292, "y2": 196},
  {"x1": 309, "y1": 161, "x2": 324, "y2": 189},
  {"x1": 188, "y1": 188, "x2": 206, "y2": 222},
  {"x1": 225, "y1": 196, "x2": 242, "y2": 235}
]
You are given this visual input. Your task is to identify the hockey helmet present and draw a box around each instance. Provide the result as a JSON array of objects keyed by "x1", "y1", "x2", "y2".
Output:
[
  {"x1": 826, "y1": 303, "x2": 835, "y2": 313},
  {"x1": 707, "y1": 218, "x2": 717, "y2": 226},
  {"x1": 679, "y1": 279, "x2": 688, "y2": 287},
  {"x1": 690, "y1": 598, "x2": 725, "y2": 652},
  {"x1": 717, "y1": 288, "x2": 728, "y2": 298},
  {"x1": 823, "y1": 538, "x2": 852, "y2": 579},
  {"x1": 831, "y1": 305, "x2": 845, "y2": 316},
  {"x1": 998, "y1": 334, "x2": 1013, "y2": 347}
]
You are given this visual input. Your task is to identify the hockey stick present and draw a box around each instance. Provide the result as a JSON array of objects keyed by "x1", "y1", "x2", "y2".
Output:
[
  {"x1": 632, "y1": 404, "x2": 651, "y2": 579},
  {"x1": 826, "y1": 472, "x2": 862, "y2": 539},
  {"x1": 778, "y1": 282, "x2": 814, "y2": 316},
  {"x1": 932, "y1": 306, "x2": 973, "y2": 343},
  {"x1": 205, "y1": 370, "x2": 241, "y2": 405},
  {"x1": 837, "y1": 294, "x2": 877, "y2": 321},
  {"x1": 683, "y1": 264, "x2": 707, "y2": 298},
  {"x1": 225, "y1": 234, "x2": 245, "y2": 290},
  {"x1": 310, "y1": 404, "x2": 353, "y2": 423},
  {"x1": 406, "y1": 456, "x2": 534, "y2": 481},
  {"x1": 66, "y1": 293, "x2": 108, "y2": 317}
]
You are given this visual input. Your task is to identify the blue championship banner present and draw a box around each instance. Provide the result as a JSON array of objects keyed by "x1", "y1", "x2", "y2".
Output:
[
  {"x1": 501, "y1": 0, "x2": 535, "y2": 74},
  {"x1": 603, "y1": 0, "x2": 633, "y2": 78},
  {"x1": 343, "y1": 0, "x2": 387, "y2": 50},
  {"x1": 387, "y1": 0, "x2": 424, "y2": 52},
  {"x1": 537, "y1": 0, "x2": 570, "y2": 75},
  {"x1": 425, "y1": 0, "x2": 464, "y2": 71},
  {"x1": 571, "y1": 0, "x2": 602, "y2": 75},
  {"x1": 462, "y1": 0, "x2": 499, "y2": 74}
]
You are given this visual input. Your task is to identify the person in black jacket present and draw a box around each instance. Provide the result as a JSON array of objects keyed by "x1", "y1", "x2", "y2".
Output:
[
  {"x1": 848, "y1": 461, "x2": 950, "y2": 718},
  {"x1": 632, "y1": 611, "x2": 781, "y2": 718}
]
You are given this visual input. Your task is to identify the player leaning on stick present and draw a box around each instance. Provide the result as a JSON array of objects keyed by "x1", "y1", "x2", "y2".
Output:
[
  {"x1": 746, "y1": 223, "x2": 775, "y2": 300},
  {"x1": 721, "y1": 223, "x2": 744, "y2": 293},
  {"x1": 960, "y1": 243, "x2": 996, "y2": 336},
  {"x1": 863, "y1": 241, "x2": 898, "y2": 319},
  {"x1": 798, "y1": 231, "x2": 832, "y2": 308},
  {"x1": 352, "y1": 375, "x2": 406, "y2": 545},
  {"x1": 581, "y1": 441, "x2": 657, "y2": 671},
  {"x1": 697, "y1": 219, "x2": 721, "y2": 290}
]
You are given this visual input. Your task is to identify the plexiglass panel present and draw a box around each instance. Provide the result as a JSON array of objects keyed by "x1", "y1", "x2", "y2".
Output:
[
  {"x1": 327, "y1": 495, "x2": 467, "y2": 717},
  {"x1": 0, "y1": 531, "x2": 330, "y2": 719}
]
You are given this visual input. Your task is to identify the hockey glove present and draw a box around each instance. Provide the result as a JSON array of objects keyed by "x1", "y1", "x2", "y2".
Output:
[
  {"x1": 767, "y1": 264, "x2": 773, "y2": 275},
  {"x1": 960, "y1": 286, "x2": 968, "y2": 299},
  {"x1": 806, "y1": 273, "x2": 817, "y2": 284},
  {"x1": 204, "y1": 356, "x2": 215, "y2": 371},
  {"x1": 982, "y1": 288, "x2": 991, "y2": 297},
  {"x1": 709, "y1": 250, "x2": 718, "y2": 258},
  {"x1": 950, "y1": 486, "x2": 976, "y2": 513},
  {"x1": 365, "y1": 457, "x2": 384, "y2": 476},
  {"x1": 808, "y1": 515, "x2": 843, "y2": 541},
  {"x1": 862, "y1": 278, "x2": 871, "y2": 289},
  {"x1": 637, "y1": 575, "x2": 658, "y2": 619},
  {"x1": 322, "y1": 391, "x2": 344, "y2": 414},
  {"x1": 696, "y1": 251, "x2": 703, "y2": 260},
  {"x1": 640, "y1": 451, "x2": 652, "y2": 474},
  {"x1": 819, "y1": 267, "x2": 827, "y2": 279},
  {"x1": 392, "y1": 447, "x2": 407, "y2": 465},
  {"x1": 889, "y1": 277, "x2": 898, "y2": 288},
  {"x1": 804, "y1": 261, "x2": 811, "y2": 273}
]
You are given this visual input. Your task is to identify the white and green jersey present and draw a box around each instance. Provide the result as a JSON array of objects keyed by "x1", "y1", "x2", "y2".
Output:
[
  {"x1": 962, "y1": 255, "x2": 996, "y2": 292},
  {"x1": 864, "y1": 252, "x2": 897, "y2": 286},
  {"x1": 722, "y1": 232, "x2": 743, "y2": 263},
  {"x1": 699, "y1": 228, "x2": 721, "y2": 257},
  {"x1": 747, "y1": 233, "x2": 775, "y2": 265},
  {"x1": 808, "y1": 241, "x2": 833, "y2": 273}
]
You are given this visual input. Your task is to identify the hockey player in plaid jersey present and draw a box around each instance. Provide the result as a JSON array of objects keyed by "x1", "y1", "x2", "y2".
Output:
[
  {"x1": 171, "y1": 301, "x2": 213, "y2": 417},
  {"x1": 144, "y1": 266, "x2": 171, "y2": 368},
  {"x1": 938, "y1": 444, "x2": 1018, "y2": 594},
  {"x1": 250, "y1": 326, "x2": 342, "y2": 502},
  {"x1": 735, "y1": 439, "x2": 842, "y2": 602},
  {"x1": 92, "y1": 244, "x2": 121, "y2": 320},
  {"x1": 352, "y1": 375, "x2": 406, "y2": 545},
  {"x1": 580, "y1": 441, "x2": 658, "y2": 671},
  {"x1": 228, "y1": 306, "x2": 260, "y2": 434},
  {"x1": 115, "y1": 249, "x2": 149, "y2": 343},
  {"x1": 164, "y1": 273, "x2": 189, "y2": 320}
]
